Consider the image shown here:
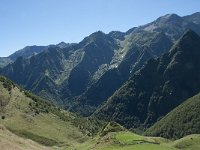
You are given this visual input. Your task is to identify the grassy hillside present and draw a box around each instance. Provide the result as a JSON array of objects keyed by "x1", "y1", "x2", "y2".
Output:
[
  {"x1": 170, "y1": 134, "x2": 200, "y2": 150},
  {"x1": 145, "y1": 92, "x2": 200, "y2": 139},
  {"x1": 0, "y1": 76, "x2": 94, "y2": 149},
  {"x1": 0, "y1": 125, "x2": 51, "y2": 150}
]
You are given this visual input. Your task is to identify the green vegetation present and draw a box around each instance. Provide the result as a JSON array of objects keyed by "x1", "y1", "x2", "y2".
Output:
[
  {"x1": 115, "y1": 131, "x2": 144, "y2": 144},
  {"x1": 0, "y1": 76, "x2": 91, "y2": 149},
  {"x1": 0, "y1": 76, "x2": 15, "y2": 91},
  {"x1": 145, "y1": 92, "x2": 200, "y2": 139},
  {"x1": 77, "y1": 130, "x2": 200, "y2": 150},
  {"x1": 171, "y1": 134, "x2": 200, "y2": 150},
  {"x1": 0, "y1": 125, "x2": 52, "y2": 150},
  {"x1": 7, "y1": 128, "x2": 59, "y2": 146},
  {"x1": 76, "y1": 126, "x2": 200, "y2": 150},
  {"x1": 100, "y1": 122, "x2": 125, "y2": 136}
]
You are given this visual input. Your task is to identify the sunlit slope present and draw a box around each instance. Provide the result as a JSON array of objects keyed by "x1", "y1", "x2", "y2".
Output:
[
  {"x1": 0, "y1": 76, "x2": 88, "y2": 149},
  {"x1": 0, "y1": 125, "x2": 52, "y2": 150}
]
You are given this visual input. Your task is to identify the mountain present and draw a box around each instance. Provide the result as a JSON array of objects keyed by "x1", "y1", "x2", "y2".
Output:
[
  {"x1": 145, "y1": 92, "x2": 200, "y2": 139},
  {"x1": 0, "y1": 57, "x2": 13, "y2": 69},
  {"x1": 70, "y1": 12, "x2": 200, "y2": 116},
  {"x1": 133, "y1": 13, "x2": 200, "y2": 41},
  {"x1": 94, "y1": 30, "x2": 200, "y2": 130},
  {"x1": 0, "y1": 31, "x2": 119, "y2": 104},
  {"x1": 0, "y1": 46, "x2": 47, "y2": 68},
  {"x1": 183, "y1": 12, "x2": 200, "y2": 24},
  {"x1": 1, "y1": 12, "x2": 200, "y2": 115},
  {"x1": 64, "y1": 14, "x2": 200, "y2": 116},
  {"x1": 8, "y1": 45, "x2": 47, "y2": 60},
  {"x1": 56, "y1": 41, "x2": 76, "y2": 48},
  {"x1": 71, "y1": 31, "x2": 172, "y2": 116},
  {"x1": 0, "y1": 42, "x2": 74, "y2": 68}
]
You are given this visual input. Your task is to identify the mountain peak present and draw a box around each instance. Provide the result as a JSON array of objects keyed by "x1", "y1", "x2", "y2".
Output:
[
  {"x1": 91, "y1": 30, "x2": 105, "y2": 36},
  {"x1": 84, "y1": 31, "x2": 106, "y2": 41},
  {"x1": 57, "y1": 41, "x2": 67, "y2": 45},
  {"x1": 82, "y1": 31, "x2": 111, "y2": 44},
  {"x1": 156, "y1": 13, "x2": 182, "y2": 23},
  {"x1": 163, "y1": 13, "x2": 179, "y2": 19},
  {"x1": 108, "y1": 31, "x2": 125, "y2": 40},
  {"x1": 56, "y1": 41, "x2": 68, "y2": 48}
]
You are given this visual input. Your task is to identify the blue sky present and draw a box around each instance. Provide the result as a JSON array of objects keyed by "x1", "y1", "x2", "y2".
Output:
[{"x1": 0, "y1": 0, "x2": 200, "y2": 57}]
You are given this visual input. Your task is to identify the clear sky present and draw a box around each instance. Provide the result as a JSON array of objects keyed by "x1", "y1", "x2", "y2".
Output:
[{"x1": 0, "y1": 0, "x2": 200, "y2": 57}]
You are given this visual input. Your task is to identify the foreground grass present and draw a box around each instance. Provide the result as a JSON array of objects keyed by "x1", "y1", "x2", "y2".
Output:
[
  {"x1": 3, "y1": 113, "x2": 87, "y2": 147},
  {"x1": 0, "y1": 125, "x2": 52, "y2": 150},
  {"x1": 0, "y1": 81, "x2": 88, "y2": 149}
]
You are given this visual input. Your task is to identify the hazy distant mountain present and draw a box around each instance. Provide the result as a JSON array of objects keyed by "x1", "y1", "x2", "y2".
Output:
[
  {"x1": 9, "y1": 46, "x2": 47, "y2": 60},
  {"x1": 94, "y1": 30, "x2": 200, "y2": 129},
  {"x1": 0, "y1": 42, "x2": 74, "y2": 68},
  {"x1": 0, "y1": 46, "x2": 47, "y2": 68}
]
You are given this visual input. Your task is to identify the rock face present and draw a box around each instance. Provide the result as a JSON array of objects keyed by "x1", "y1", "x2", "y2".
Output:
[
  {"x1": 94, "y1": 30, "x2": 200, "y2": 129},
  {"x1": 0, "y1": 12, "x2": 200, "y2": 116}
]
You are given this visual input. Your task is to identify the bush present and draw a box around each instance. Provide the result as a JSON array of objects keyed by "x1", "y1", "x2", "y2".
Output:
[{"x1": 0, "y1": 76, "x2": 14, "y2": 91}]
